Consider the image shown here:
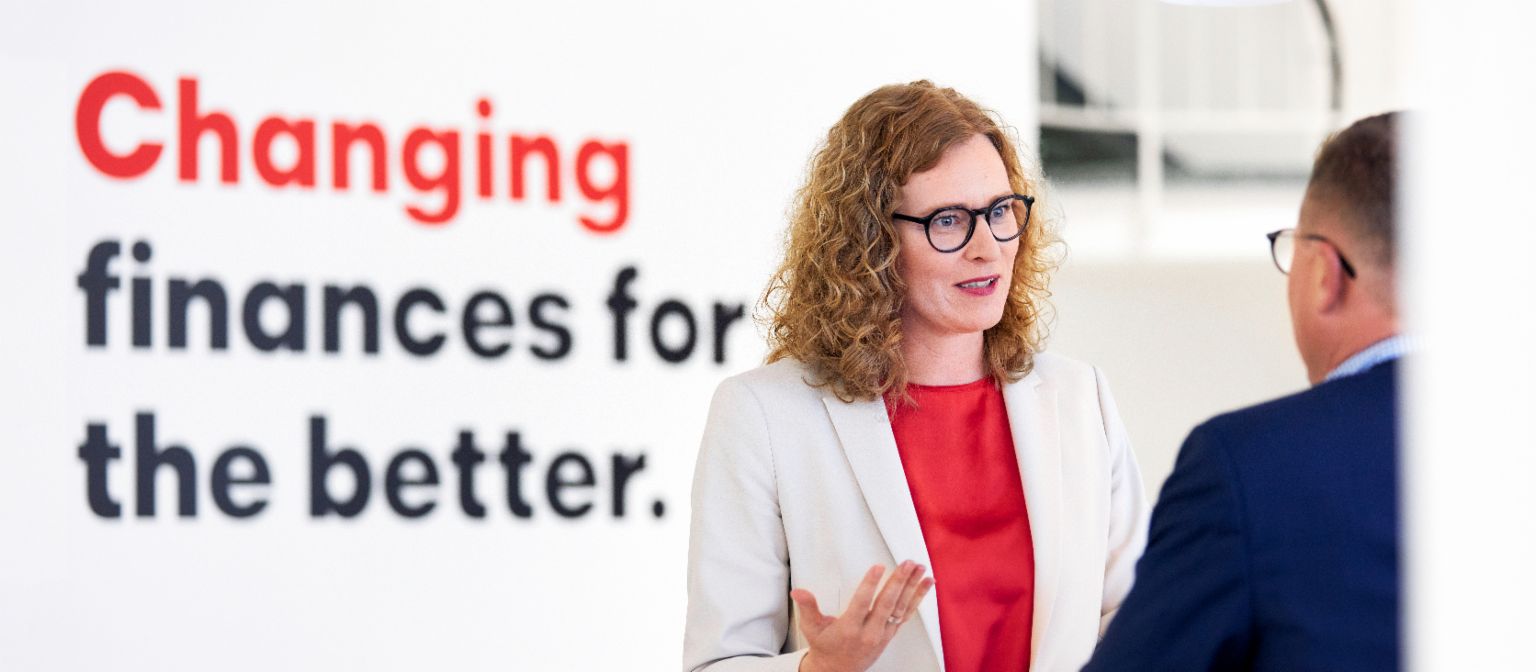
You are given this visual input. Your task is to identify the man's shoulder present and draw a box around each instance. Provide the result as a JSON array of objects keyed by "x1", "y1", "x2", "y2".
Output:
[{"x1": 1195, "y1": 360, "x2": 1399, "y2": 455}]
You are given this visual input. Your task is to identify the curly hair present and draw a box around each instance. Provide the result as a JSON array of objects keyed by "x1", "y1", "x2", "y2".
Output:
[{"x1": 763, "y1": 80, "x2": 1059, "y2": 402}]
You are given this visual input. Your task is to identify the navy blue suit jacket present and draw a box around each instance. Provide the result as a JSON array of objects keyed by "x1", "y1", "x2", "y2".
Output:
[{"x1": 1083, "y1": 360, "x2": 1399, "y2": 671}]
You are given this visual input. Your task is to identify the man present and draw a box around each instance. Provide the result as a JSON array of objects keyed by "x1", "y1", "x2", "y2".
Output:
[{"x1": 1084, "y1": 112, "x2": 1404, "y2": 671}]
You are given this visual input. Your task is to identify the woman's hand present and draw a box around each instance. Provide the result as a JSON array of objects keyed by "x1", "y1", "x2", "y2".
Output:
[{"x1": 790, "y1": 561, "x2": 934, "y2": 672}]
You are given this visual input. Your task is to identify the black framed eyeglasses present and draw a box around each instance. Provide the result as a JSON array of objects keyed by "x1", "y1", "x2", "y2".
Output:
[
  {"x1": 893, "y1": 193, "x2": 1034, "y2": 253},
  {"x1": 1266, "y1": 228, "x2": 1357, "y2": 278}
]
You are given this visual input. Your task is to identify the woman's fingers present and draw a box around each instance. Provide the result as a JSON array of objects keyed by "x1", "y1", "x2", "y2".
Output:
[
  {"x1": 901, "y1": 578, "x2": 934, "y2": 622},
  {"x1": 867, "y1": 561, "x2": 919, "y2": 628},
  {"x1": 887, "y1": 565, "x2": 928, "y2": 624},
  {"x1": 789, "y1": 588, "x2": 832, "y2": 634},
  {"x1": 847, "y1": 564, "x2": 886, "y2": 617},
  {"x1": 789, "y1": 589, "x2": 823, "y2": 620},
  {"x1": 811, "y1": 562, "x2": 928, "y2": 634}
]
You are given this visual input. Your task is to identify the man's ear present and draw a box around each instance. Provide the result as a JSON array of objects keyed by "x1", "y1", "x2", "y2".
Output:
[{"x1": 1316, "y1": 243, "x2": 1349, "y2": 314}]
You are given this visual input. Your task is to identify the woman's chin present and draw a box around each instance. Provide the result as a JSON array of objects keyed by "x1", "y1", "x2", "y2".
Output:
[{"x1": 943, "y1": 314, "x2": 1007, "y2": 338}]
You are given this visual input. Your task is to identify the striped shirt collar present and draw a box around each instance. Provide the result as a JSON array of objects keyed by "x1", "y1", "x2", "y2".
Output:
[{"x1": 1324, "y1": 334, "x2": 1413, "y2": 383}]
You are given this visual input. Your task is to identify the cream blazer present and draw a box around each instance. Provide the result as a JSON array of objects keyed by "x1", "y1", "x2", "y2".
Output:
[{"x1": 683, "y1": 353, "x2": 1150, "y2": 672}]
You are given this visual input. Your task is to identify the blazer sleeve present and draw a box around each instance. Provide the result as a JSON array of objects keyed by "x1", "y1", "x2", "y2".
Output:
[
  {"x1": 682, "y1": 377, "x2": 809, "y2": 672},
  {"x1": 1093, "y1": 366, "x2": 1152, "y2": 635},
  {"x1": 1081, "y1": 421, "x2": 1254, "y2": 671}
]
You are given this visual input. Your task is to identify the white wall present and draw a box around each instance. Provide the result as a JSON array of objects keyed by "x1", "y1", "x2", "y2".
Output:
[
  {"x1": 0, "y1": 2, "x2": 1039, "y2": 670},
  {"x1": 1049, "y1": 259, "x2": 1304, "y2": 493}
]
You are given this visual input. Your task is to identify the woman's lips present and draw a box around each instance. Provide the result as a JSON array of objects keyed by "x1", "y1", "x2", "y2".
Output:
[{"x1": 954, "y1": 275, "x2": 1000, "y2": 296}]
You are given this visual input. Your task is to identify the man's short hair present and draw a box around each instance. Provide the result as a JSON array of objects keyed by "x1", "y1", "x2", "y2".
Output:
[{"x1": 1306, "y1": 112, "x2": 1400, "y2": 268}]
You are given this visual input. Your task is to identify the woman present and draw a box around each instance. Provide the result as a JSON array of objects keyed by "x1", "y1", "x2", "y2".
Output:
[{"x1": 683, "y1": 81, "x2": 1148, "y2": 672}]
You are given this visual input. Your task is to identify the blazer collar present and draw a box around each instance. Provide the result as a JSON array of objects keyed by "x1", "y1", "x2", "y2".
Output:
[
  {"x1": 821, "y1": 369, "x2": 1063, "y2": 671},
  {"x1": 822, "y1": 391, "x2": 945, "y2": 667},
  {"x1": 1004, "y1": 369, "x2": 1063, "y2": 667}
]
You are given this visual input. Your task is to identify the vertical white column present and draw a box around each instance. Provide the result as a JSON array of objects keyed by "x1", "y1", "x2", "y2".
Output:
[
  {"x1": 1403, "y1": 2, "x2": 1536, "y2": 669},
  {"x1": 1135, "y1": 0, "x2": 1163, "y2": 255}
]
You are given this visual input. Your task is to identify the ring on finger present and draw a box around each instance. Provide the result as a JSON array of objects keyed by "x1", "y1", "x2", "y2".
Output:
[{"x1": 886, "y1": 615, "x2": 901, "y2": 625}]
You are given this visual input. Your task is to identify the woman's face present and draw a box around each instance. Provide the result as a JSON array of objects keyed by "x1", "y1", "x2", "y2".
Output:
[{"x1": 893, "y1": 133, "x2": 1020, "y2": 347}]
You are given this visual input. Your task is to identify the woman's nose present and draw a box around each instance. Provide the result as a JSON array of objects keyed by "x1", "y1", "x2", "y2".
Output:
[{"x1": 961, "y1": 222, "x2": 1003, "y2": 260}]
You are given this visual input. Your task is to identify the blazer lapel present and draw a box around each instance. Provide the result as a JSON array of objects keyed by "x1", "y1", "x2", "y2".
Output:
[
  {"x1": 822, "y1": 394, "x2": 946, "y2": 670},
  {"x1": 1003, "y1": 371, "x2": 1063, "y2": 669}
]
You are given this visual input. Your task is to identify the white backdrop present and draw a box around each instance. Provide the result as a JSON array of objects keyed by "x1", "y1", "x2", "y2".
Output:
[
  {"x1": 1402, "y1": 1, "x2": 1536, "y2": 668},
  {"x1": 0, "y1": 1, "x2": 1037, "y2": 670}
]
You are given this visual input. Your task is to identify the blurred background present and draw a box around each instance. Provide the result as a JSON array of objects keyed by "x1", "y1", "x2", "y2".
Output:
[
  {"x1": 1042, "y1": 0, "x2": 1408, "y2": 490},
  {"x1": 1, "y1": 1, "x2": 1529, "y2": 670}
]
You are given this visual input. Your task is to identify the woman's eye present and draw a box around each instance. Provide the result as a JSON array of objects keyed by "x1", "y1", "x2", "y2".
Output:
[
  {"x1": 933, "y1": 215, "x2": 959, "y2": 229},
  {"x1": 991, "y1": 205, "x2": 1009, "y2": 218}
]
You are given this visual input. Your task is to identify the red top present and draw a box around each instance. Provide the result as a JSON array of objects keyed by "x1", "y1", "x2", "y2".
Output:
[{"x1": 888, "y1": 377, "x2": 1035, "y2": 672}]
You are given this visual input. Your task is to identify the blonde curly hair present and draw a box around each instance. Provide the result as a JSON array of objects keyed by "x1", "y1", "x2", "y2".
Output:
[{"x1": 763, "y1": 80, "x2": 1059, "y2": 402}]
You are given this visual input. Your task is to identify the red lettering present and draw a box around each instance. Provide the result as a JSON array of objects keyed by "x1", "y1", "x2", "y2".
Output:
[
  {"x1": 74, "y1": 72, "x2": 628, "y2": 231},
  {"x1": 253, "y1": 117, "x2": 315, "y2": 187},
  {"x1": 75, "y1": 71, "x2": 163, "y2": 179},
  {"x1": 332, "y1": 122, "x2": 387, "y2": 192},
  {"x1": 402, "y1": 128, "x2": 460, "y2": 225},
  {"x1": 575, "y1": 140, "x2": 629, "y2": 234},
  {"x1": 476, "y1": 99, "x2": 494, "y2": 199},
  {"x1": 511, "y1": 135, "x2": 560, "y2": 203},
  {"x1": 178, "y1": 78, "x2": 238, "y2": 184}
]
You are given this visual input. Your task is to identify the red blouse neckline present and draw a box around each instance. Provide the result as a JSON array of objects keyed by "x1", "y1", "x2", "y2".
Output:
[{"x1": 904, "y1": 376, "x2": 993, "y2": 393}]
